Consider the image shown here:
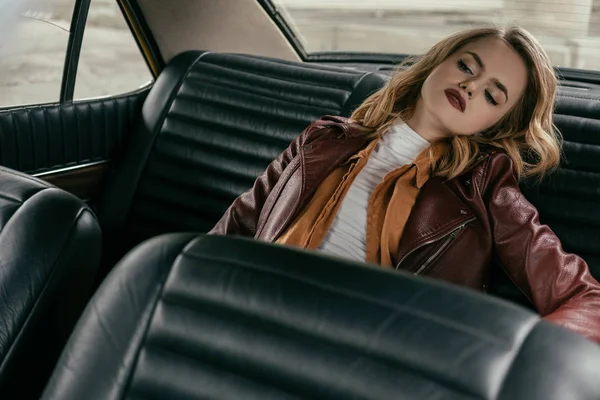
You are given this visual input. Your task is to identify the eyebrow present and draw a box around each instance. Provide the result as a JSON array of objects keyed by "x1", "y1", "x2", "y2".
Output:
[
  {"x1": 466, "y1": 51, "x2": 509, "y2": 101},
  {"x1": 494, "y1": 80, "x2": 509, "y2": 101},
  {"x1": 466, "y1": 51, "x2": 484, "y2": 69}
]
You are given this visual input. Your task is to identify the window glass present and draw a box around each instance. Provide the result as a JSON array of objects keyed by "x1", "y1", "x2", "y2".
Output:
[
  {"x1": 0, "y1": 0, "x2": 74, "y2": 106},
  {"x1": 74, "y1": 0, "x2": 153, "y2": 100},
  {"x1": 272, "y1": 0, "x2": 600, "y2": 70}
]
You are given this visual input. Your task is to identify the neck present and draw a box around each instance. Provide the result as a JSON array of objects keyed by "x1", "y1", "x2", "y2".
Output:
[{"x1": 405, "y1": 98, "x2": 450, "y2": 143}]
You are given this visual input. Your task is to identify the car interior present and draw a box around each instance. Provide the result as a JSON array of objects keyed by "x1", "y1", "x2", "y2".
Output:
[{"x1": 0, "y1": 0, "x2": 599, "y2": 399}]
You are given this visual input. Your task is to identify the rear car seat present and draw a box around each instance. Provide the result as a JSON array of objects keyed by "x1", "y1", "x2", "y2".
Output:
[
  {"x1": 0, "y1": 166, "x2": 101, "y2": 399},
  {"x1": 41, "y1": 234, "x2": 600, "y2": 400},
  {"x1": 94, "y1": 49, "x2": 600, "y2": 311},
  {"x1": 95, "y1": 50, "x2": 386, "y2": 273}
]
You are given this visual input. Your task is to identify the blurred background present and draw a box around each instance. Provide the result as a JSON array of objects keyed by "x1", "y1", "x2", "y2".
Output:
[
  {"x1": 0, "y1": 0, "x2": 152, "y2": 105},
  {"x1": 0, "y1": 0, "x2": 599, "y2": 107},
  {"x1": 274, "y1": 0, "x2": 600, "y2": 70}
]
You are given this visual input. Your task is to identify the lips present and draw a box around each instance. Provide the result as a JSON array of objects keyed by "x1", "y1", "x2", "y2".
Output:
[{"x1": 445, "y1": 89, "x2": 466, "y2": 113}]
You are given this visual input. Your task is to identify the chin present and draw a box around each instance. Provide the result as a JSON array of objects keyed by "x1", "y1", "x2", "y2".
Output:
[
  {"x1": 441, "y1": 126, "x2": 471, "y2": 138},
  {"x1": 437, "y1": 119, "x2": 463, "y2": 136}
]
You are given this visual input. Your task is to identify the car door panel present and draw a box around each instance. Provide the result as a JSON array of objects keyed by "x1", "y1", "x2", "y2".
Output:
[{"x1": 0, "y1": 87, "x2": 149, "y2": 200}]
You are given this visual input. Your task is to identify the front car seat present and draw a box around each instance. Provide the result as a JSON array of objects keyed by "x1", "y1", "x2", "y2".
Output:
[
  {"x1": 42, "y1": 234, "x2": 600, "y2": 400},
  {"x1": 0, "y1": 166, "x2": 102, "y2": 399}
]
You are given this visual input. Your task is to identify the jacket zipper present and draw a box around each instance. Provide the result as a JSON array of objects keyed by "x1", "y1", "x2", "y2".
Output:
[
  {"x1": 413, "y1": 225, "x2": 464, "y2": 276},
  {"x1": 395, "y1": 217, "x2": 476, "y2": 273}
]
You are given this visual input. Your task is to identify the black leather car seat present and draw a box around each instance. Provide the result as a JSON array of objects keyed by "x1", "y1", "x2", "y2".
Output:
[
  {"x1": 42, "y1": 234, "x2": 600, "y2": 400},
  {"x1": 0, "y1": 166, "x2": 101, "y2": 399},
  {"x1": 95, "y1": 50, "x2": 386, "y2": 274}
]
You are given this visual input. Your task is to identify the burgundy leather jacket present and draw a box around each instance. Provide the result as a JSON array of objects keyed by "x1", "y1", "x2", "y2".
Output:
[{"x1": 210, "y1": 115, "x2": 600, "y2": 343}]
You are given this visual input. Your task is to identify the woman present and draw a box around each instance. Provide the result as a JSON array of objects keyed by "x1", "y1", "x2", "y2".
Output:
[{"x1": 209, "y1": 26, "x2": 600, "y2": 343}]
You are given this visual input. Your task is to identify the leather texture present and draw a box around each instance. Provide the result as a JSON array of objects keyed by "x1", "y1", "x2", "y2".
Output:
[
  {"x1": 95, "y1": 51, "x2": 386, "y2": 269},
  {"x1": 0, "y1": 88, "x2": 148, "y2": 175},
  {"x1": 493, "y1": 92, "x2": 600, "y2": 306},
  {"x1": 89, "y1": 49, "x2": 600, "y2": 315},
  {"x1": 0, "y1": 166, "x2": 102, "y2": 399},
  {"x1": 522, "y1": 94, "x2": 600, "y2": 278},
  {"x1": 42, "y1": 234, "x2": 600, "y2": 400},
  {"x1": 209, "y1": 116, "x2": 600, "y2": 344},
  {"x1": 209, "y1": 115, "x2": 374, "y2": 241}
]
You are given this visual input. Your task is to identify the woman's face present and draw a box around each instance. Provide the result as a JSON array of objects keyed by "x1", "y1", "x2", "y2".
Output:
[{"x1": 415, "y1": 37, "x2": 529, "y2": 139}]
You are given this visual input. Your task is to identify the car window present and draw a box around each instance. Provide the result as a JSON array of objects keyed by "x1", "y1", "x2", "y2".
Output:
[
  {"x1": 0, "y1": 1, "x2": 74, "y2": 106},
  {"x1": 74, "y1": 0, "x2": 153, "y2": 100},
  {"x1": 271, "y1": 0, "x2": 600, "y2": 71}
]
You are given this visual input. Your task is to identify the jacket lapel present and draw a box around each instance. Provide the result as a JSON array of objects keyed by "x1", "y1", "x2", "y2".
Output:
[
  {"x1": 300, "y1": 136, "x2": 371, "y2": 204},
  {"x1": 396, "y1": 177, "x2": 476, "y2": 268},
  {"x1": 259, "y1": 133, "x2": 371, "y2": 243}
]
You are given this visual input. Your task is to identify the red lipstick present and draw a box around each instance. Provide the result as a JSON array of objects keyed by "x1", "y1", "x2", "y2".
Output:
[{"x1": 445, "y1": 89, "x2": 466, "y2": 112}]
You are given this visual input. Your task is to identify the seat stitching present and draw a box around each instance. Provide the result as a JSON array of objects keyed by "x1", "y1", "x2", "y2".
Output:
[
  {"x1": 165, "y1": 108, "x2": 325, "y2": 142},
  {"x1": 176, "y1": 84, "x2": 343, "y2": 112},
  {"x1": 114, "y1": 52, "x2": 211, "y2": 230},
  {"x1": 558, "y1": 94, "x2": 600, "y2": 102},
  {"x1": 143, "y1": 319, "x2": 483, "y2": 400},
  {"x1": 142, "y1": 343, "x2": 304, "y2": 399},
  {"x1": 225, "y1": 54, "x2": 366, "y2": 76},
  {"x1": 0, "y1": 166, "x2": 52, "y2": 188},
  {"x1": 0, "y1": 86, "x2": 150, "y2": 116},
  {"x1": 202, "y1": 55, "x2": 365, "y2": 80},
  {"x1": 187, "y1": 65, "x2": 359, "y2": 93},
  {"x1": 159, "y1": 292, "x2": 492, "y2": 396},
  {"x1": 491, "y1": 319, "x2": 539, "y2": 399},
  {"x1": 121, "y1": 235, "x2": 200, "y2": 397},
  {"x1": 0, "y1": 191, "x2": 26, "y2": 204},
  {"x1": 181, "y1": 251, "x2": 517, "y2": 346}
]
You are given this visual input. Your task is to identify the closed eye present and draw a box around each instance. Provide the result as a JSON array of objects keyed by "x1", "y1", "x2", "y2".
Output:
[
  {"x1": 458, "y1": 59, "x2": 472, "y2": 74},
  {"x1": 485, "y1": 90, "x2": 498, "y2": 106}
]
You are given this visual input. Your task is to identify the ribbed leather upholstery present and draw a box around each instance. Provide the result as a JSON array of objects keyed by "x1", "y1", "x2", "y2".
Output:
[
  {"x1": 96, "y1": 51, "x2": 386, "y2": 268},
  {"x1": 42, "y1": 234, "x2": 600, "y2": 400},
  {"x1": 0, "y1": 166, "x2": 101, "y2": 399},
  {"x1": 93, "y1": 49, "x2": 600, "y2": 309},
  {"x1": 0, "y1": 88, "x2": 148, "y2": 175}
]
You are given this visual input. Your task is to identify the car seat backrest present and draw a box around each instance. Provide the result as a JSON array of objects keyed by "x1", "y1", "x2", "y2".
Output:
[
  {"x1": 97, "y1": 51, "x2": 386, "y2": 264},
  {"x1": 0, "y1": 166, "x2": 101, "y2": 399},
  {"x1": 42, "y1": 234, "x2": 600, "y2": 400}
]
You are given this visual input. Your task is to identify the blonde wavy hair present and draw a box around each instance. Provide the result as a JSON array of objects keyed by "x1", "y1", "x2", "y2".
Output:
[{"x1": 350, "y1": 26, "x2": 561, "y2": 181}]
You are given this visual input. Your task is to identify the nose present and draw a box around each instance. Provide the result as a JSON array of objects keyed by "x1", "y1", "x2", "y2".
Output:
[{"x1": 459, "y1": 81, "x2": 475, "y2": 99}]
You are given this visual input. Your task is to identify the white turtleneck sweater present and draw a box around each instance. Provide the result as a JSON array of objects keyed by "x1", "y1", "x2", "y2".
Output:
[{"x1": 318, "y1": 122, "x2": 429, "y2": 262}]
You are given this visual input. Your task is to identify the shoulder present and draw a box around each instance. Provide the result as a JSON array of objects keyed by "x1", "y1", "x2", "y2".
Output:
[
  {"x1": 300, "y1": 115, "x2": 372, "y2": 142},
  {"x1": 480, "y1": 150, "x2": 517, "y2": 175},
  {"x1": 469, "y1": 149, "x2": 519, "y2": 194}
]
